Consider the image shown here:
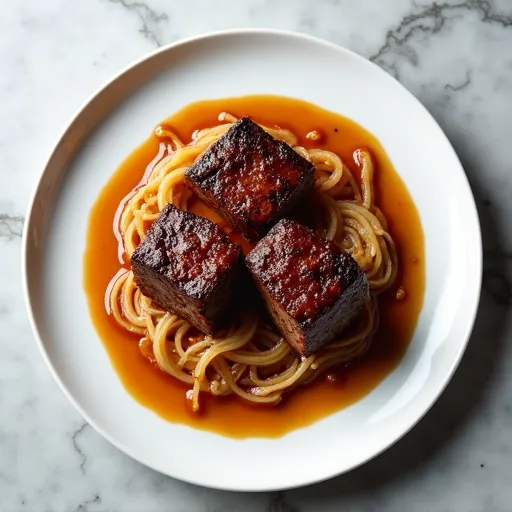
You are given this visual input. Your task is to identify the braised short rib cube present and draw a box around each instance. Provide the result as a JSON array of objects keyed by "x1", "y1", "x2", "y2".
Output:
[
  {"x1": 131, "y1": 204, "x2": 242, "y2": 334},
  {"x1": 185, "y1": 117, "x2": 315, "y2": 241},
  {"x1": 245, "y1": 219, "x2": 368, "y2": 355}
]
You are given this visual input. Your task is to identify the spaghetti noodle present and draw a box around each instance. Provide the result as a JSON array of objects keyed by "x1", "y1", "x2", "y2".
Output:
[{"x1": 108, "y1": 113, "x2": 398, "y2": 411}]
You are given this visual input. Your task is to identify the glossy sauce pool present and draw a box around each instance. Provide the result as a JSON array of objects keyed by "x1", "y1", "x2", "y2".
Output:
[{"x1": 84, "y1": 95, "x2": 425, "y2": 438}]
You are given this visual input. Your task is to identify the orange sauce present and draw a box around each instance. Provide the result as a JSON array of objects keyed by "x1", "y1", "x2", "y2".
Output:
[{"x1": 83, "y1": 96, "x2": 425, "y2": 438}]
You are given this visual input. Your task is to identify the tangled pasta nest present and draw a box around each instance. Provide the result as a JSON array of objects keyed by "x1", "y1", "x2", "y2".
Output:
[{"x1": 109, "y1": 113, "x2": 397, "y2": 411}]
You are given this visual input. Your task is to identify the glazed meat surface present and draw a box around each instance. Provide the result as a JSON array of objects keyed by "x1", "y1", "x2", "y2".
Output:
[
  {"x1": 185, "y1": 117, "x2": 315, "y2": 241},
  {"x1": 131, "y1": 204, "x2": 243, "y2": 334},
  {"x1": 245, "y1": 219, "x2": 368, "y2": 355}
]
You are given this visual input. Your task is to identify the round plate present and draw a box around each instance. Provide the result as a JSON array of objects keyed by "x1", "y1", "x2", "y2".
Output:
[{"x1": 22, "y1": 30, "x2": 481, "y2": 491}]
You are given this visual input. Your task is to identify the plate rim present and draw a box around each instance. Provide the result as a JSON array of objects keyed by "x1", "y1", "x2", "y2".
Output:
[{"x1": 21, "y1": 28, "x2": 482, "y2": 491}]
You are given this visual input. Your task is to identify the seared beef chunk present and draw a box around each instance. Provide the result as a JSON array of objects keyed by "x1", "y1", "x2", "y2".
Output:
[
  {"x1": 131, "y1": 204, "x2": 242, "y2": 334},
  {"x1": 185, "y1": 117, "x2": 315, "y2": 241},
  {"x1": 245, "y1": 219, "x2": 368, "y2": 355}
]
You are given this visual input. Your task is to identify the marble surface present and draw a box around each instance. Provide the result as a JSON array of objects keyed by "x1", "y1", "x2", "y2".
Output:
[{"x1": 1, "y1": 0, "x2": 512, "y2": 510}]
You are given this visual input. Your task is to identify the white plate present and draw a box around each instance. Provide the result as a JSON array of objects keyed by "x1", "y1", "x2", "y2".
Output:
[{"x1": 22, "y1": 30, "x2": 481, "y2": 491}]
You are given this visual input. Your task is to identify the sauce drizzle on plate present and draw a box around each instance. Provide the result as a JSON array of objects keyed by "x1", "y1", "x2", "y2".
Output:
[{"x1": 83, "y1": 95, "x2": 424, "y2": 438}]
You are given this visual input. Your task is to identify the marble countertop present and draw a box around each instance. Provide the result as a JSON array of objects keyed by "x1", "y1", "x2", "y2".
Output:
[{"x1": 1, "y1": 0, "x2": 512, "y2": 510}]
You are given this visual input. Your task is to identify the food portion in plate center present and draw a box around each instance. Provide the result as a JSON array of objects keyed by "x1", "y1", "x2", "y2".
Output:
[{"x1": 84, "y1": 95, "x2": 424, "y2": 438}]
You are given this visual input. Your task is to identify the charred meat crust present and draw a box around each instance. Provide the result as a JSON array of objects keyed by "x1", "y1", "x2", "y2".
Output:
[
  {"x1": 185, "y1": 117, "x2": 316, "y2": 241},
  {"x1": 245, "y1": 219, "x2": 369, "y2": 355},
  {"x1": 130, "y1": 204, "x2": 243, "y2": 334}
]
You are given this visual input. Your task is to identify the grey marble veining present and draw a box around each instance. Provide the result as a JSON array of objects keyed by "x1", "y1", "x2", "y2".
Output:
[{"x1": 1, "y1": 0, "x2": 511, "y2": 511}]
